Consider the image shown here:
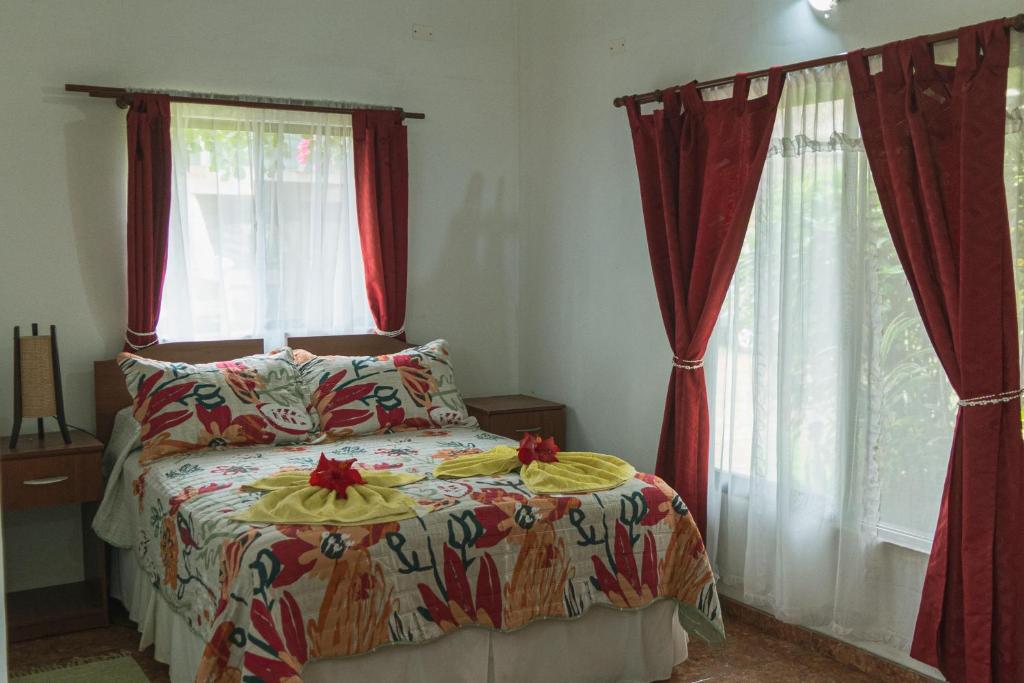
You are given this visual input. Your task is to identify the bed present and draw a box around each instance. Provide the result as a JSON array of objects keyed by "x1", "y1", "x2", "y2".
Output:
[{"x1": 91, "y1": 335, "x2": 724, "y2": 683}]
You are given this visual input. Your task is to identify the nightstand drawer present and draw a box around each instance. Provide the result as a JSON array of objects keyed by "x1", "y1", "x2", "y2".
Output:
[
  {"x1": 485, "y1": 410, "x2": 566, "y2": 444},
  {"x1": 466, "y1": 396, "x2": 568, "y2": 447},
  {"x1": 2, "y1": 451, "x2": 103, "y2": 511}
]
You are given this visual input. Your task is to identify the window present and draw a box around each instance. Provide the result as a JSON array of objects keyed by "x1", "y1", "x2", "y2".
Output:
[
  {"x1": 709, "y1": 48, "x2": 1024, "y2": 552},
  {"x1": 158, "y1": 104, "x2": 373, "y2": 348},
  {"x1": 705, "y1": 41, "x2": 1024, "y2": 651}
]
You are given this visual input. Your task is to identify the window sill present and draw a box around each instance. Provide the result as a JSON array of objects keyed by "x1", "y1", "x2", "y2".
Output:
[
  {"x1": 875, "y1": 523, "x2": 932, "y2": 554},
  {"x1": 714, "y1": 470, "x2": 934, "y2": 555}
]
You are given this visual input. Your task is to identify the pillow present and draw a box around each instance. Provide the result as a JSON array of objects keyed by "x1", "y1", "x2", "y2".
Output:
[
  {"x1": 297, "y1": 339, "x2": 472, "y2": 439},
  {"x1": 118, "y1": 348, "x2": 316, "y2": 463}
]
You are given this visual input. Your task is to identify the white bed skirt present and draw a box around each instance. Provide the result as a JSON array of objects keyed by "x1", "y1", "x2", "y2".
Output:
[{"x1": 113, "y1": 549, "x2": 688, "y2": 683}]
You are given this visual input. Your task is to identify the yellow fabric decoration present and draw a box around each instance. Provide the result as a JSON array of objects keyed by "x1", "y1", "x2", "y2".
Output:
[
  {"x1": 434, "y1": 445, "x2": 636, "y2": 494},
  {"x1": 431, "y1": 448, "x2": 521, "y2": 478},
  {"x1": 233, "y1": 469, "x2": 425, "y2": 525}
]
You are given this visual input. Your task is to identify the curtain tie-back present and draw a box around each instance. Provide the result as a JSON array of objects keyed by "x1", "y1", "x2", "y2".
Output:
[
  {"x1": 374, "y1": 325, "x2": 406, "y2": 338},
  {"x1": 957, "y1": 387, "x2": 1024, "y2": 408},
  {"x1": 672, "y1": 356, "x2": 704, "y2": 371},
  {"x1": 125, "y1": 327, "x2": 158, "y2": 351}
]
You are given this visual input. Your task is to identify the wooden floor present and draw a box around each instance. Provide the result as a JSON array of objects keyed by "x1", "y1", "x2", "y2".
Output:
[
  {"x1": 8, "y1": 607, "x2": 170, "y2": 682},
  {"x1": 676, "y1": 619, "x2": 886, "y2": 682},
  {"x1": 7, "y1": 602, "x2": 932, "y2": 682}
]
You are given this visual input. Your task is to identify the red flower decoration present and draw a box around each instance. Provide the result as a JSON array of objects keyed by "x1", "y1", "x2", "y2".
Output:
[
  {"x1": 517, "y1": 433, "x2": 560, "y2": 465},
  {"x1": 308, "y1": 454, "x2": 366, "y2": 498}
]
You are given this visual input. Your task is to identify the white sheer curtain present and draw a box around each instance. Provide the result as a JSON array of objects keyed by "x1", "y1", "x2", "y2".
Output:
[
  {"x1": 706, "y1": 34, "x2": 1024, "y2": 673},
  {"x1": 158, "y1": 103, "x2": 373, "y2": 348}
]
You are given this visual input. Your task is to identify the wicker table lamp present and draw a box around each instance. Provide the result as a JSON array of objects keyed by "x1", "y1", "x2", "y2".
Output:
[{"x1": 9, "y1": 323, "x2": 71, "y2": 448}]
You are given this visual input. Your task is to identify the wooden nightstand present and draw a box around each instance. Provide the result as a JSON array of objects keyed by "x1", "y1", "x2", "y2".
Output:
[
  {"x1": 0, "y1": 431, "x2": 108, "y2": 641},
  {"x1": 465, "y1": 395, "x2": 566, "y2": 447}
]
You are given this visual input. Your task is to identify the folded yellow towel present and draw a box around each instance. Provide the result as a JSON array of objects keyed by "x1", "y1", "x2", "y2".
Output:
[
  {"x1": 234, "y1": 465, "x2": 425, "y2": 525},
  {"x1": 434, "y1": 444, "x2": 636, "y2": 494}
]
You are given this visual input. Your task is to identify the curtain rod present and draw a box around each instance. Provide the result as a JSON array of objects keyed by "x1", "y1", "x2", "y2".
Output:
[
  {"x1": 613, "y1": 13, "x2": 1024, "y2": 108},
  {"x1": 64, "y1": 84, "x2": 426, "y2": 120}
]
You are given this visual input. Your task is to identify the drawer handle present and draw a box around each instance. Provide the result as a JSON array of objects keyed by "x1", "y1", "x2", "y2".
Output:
[
  {"x1": 23, "y1": 475, "x2": 70, "y2": 486},
  {"x1": 513, "y1": 427, "x2": 543, "y2": 434}
]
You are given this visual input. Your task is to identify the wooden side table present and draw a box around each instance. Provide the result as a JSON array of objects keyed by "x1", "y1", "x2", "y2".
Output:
[
  {"x1": 1, "y1": 431, "x2": 108, "y2": 641},
  {"x1": 465, "y1": 395, "x2": 567, "y2": 447}
]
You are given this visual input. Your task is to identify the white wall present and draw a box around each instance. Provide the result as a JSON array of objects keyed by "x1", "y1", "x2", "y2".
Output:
[
  {"x1": 516, "y1": 0, "x2": 1020, "y2": 470},
  {"x1": 0, "y1": 0, "x2": 519, "y2": 590}
]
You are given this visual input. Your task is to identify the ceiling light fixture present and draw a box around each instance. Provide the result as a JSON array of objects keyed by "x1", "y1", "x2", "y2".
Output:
[{"x1": 808, "y1": 0, "x2": 840, "y2": 17}]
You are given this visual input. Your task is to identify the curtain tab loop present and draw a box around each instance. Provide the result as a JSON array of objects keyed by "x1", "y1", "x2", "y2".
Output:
[
  {"x1": 672, "y1": 356, "x2": 704, "y2": 371},
  {"x1": 732, "y1": 73, "x2": 751, "y2": 109},
  {"x1": 680, "y1": 81, "x2": 704, "y2": 113},
  {"x1": 881, "y1": 42, "x2": 906, "y2": 87},
  {"x1": 846, "y1": 49, "x2": 872, "y2": 93},
  {"x1": 764, "y1": 67, "x2": 785, "y2": 101}
]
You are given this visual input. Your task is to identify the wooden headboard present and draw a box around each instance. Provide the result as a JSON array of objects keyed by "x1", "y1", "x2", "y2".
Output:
[
  {"x1": 286, "y1": 334, "x2": 411, "y2": 357},
  {"x1": 93, "y1": 334, "x2": 413, "y2": 444}
]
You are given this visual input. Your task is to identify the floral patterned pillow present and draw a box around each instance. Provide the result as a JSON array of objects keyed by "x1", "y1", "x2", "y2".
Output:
[
  {"x1": 118, "y1": 349, "x2": 316, "y2": 463},
  {"x1": 297, "y1": 339, "x2": 473, "y2": 440}
]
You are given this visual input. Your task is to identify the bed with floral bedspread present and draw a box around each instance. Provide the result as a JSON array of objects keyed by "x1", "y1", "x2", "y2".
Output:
[{"x1": 95, "y1": 423, "x2": 724, "y2": 683}]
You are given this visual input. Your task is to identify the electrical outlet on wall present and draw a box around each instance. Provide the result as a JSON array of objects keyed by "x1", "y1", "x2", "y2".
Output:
[
  {"x1": 609, "y1": 38, "x2": 626, "y2": 56},
  {"x1": 412, "y1": 24, "x2": 434, "y2": 41}
]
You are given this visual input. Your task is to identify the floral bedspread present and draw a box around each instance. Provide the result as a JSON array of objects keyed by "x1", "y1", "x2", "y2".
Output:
[{"x1": 100, "y1": 425, "x2": 724, "y2": 682}]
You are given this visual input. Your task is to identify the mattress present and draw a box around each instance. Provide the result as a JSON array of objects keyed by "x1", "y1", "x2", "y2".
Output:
[{"x1": 94, "y1": 410, "x2": 723, "y2": 681}]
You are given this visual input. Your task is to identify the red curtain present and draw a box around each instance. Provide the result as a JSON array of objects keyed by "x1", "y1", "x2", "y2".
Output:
[
  {"x1": 124, "y1": 94, "x2": 172, "y2": 351},
  {"x1": 847, "y1": 21, "x2": 1023, "y2": 682},
  {"x1": 624, "y1": 70, "x2": 783, "y2": 536},
  {"x1": 353, "y1": 110, "x2": 409, "y2": 340}
]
